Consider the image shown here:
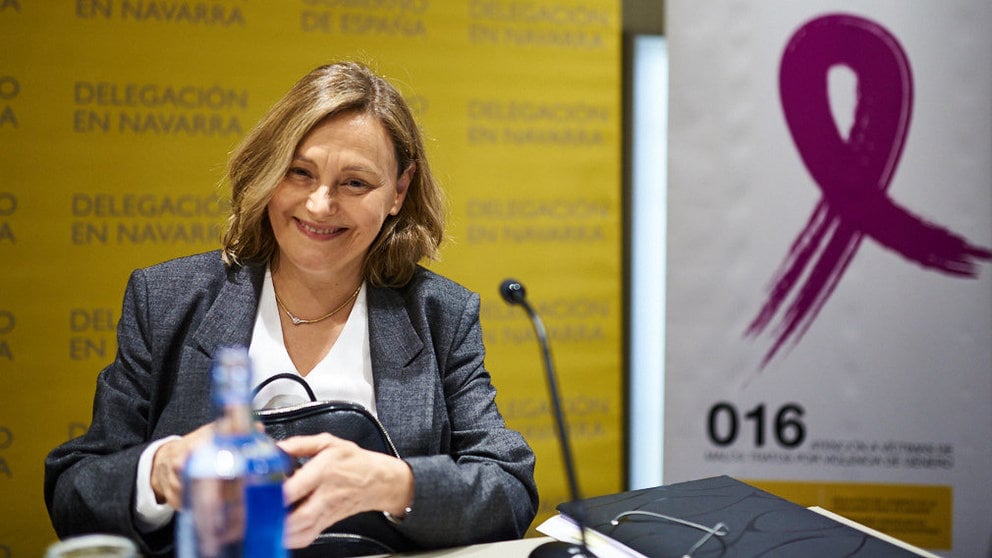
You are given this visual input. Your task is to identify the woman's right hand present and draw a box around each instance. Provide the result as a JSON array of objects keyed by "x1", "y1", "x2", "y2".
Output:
[{"x1": 149, "y1": 423, "x2": 214, "y2": 509}]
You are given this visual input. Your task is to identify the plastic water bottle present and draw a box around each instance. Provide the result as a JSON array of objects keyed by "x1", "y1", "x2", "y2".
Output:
[{"x1": 176, "y1": 347, "x2": 290, "y2": 558}]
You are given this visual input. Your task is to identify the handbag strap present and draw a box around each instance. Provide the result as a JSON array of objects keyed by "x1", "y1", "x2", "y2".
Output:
[{"x1": 252, "y1": 372, "x2": 318, "y2": 402}]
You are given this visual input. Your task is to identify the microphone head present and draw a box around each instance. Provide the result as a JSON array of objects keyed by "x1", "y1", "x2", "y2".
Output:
[{"x1": 499, "y1": 279, "x2": 526, "y2": 305}]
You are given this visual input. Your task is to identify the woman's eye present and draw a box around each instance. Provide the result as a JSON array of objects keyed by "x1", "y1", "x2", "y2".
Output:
[
  {"x1": 287, "y1": 167, "x2": 313, "y2": 180},
  {"x1": 343, "y1": 179, "x2": 370, "y2": 190}
]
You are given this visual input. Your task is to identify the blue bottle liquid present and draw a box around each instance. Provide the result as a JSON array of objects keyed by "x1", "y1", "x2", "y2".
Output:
[
  {"x1": 176, "y1": 347, "x2": 290, "y2": 558},
  {"x1": 242, "y1": 430, "x2": 290, "y2": 558}
]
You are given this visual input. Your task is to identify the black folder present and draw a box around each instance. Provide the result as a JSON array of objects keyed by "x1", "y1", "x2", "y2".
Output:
[{"x1": 557, "y1": 475, "x2": 927, "y2": 557}]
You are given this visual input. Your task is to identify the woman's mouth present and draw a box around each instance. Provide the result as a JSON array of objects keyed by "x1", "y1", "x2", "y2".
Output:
[{"x1": 296, "y1": 218, "x2": 343, "y2": 237}]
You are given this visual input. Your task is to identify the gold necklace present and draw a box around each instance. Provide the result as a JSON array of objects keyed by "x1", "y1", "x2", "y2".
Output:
[{"x1": 274, "y1": 283, "x2": 362, "y2": 326}]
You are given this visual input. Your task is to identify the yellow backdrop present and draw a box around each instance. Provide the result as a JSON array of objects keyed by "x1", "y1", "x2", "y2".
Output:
[{"x1": 0, "y1": 2, "x2": 622, "y2": 555}]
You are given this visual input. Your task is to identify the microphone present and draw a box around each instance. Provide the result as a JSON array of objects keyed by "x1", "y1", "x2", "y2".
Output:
[{"x1": 499, "y1": 279, "x2": 595, "y2": 558}]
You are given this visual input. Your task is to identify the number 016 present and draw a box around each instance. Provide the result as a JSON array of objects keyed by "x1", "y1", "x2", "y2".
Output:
[{"x1": 707, "y1": 402, "x2": 806, "y2": 448}]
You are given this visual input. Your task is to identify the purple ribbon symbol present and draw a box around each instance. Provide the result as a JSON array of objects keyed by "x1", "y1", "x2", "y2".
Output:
[{"x1": 747, "y1": 13, "x2": 991, "y2": 367}]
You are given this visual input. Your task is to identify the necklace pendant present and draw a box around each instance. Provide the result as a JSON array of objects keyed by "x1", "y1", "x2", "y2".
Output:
[{"x1": 275, "y1": 282, "x2": 362, "y2": 326}]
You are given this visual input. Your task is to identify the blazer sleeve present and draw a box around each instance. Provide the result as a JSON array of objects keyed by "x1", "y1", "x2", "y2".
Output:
[
  {"x1": 44, "y1": 268, "x2": 175, "y2": 555},
  {"x1": 391, "y1": 290, "x2": 539, "y2": 548}
]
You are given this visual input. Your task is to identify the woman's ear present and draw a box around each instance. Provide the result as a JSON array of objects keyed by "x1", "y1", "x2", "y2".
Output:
[{"x1": 390, "y1": 163, "x2": 415, "y2": 216}]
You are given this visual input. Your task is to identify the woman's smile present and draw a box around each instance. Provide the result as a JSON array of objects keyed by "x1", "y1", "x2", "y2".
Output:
[{"x1": 294, "y1": 217, "x2": 346, "y2": 239}]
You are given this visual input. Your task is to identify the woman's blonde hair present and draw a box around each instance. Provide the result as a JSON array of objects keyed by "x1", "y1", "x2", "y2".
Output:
[{"x1": 221, "y1": 62, "x2": 444, "y2": 288}]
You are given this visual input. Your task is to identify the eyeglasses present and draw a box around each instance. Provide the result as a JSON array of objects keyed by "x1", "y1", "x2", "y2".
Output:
[{"x1": 610, "y1": 510, "x2": 729, "y2": 558}]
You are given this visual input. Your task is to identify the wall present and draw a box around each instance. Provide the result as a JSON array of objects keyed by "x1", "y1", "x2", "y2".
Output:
[{"x1": 0, "y1": 2, "x2": 625, "y2": 555}]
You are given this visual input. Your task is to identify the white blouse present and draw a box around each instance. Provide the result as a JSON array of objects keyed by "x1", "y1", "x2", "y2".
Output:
[{"x1": 249, "y1": 268, "x2": 377, "y2": 416}]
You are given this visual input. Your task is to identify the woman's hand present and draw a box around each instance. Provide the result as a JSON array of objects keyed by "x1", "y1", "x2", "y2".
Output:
[
  {"x1": 277, "y1": 433, "x2": 415, "y2": 549},
  {"x1": 149, "y1": 423, "x2": 214, "y2": 509}
]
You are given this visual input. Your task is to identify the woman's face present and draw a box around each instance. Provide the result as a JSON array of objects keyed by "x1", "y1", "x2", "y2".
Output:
[{"x1": 267, "y1": 111, "x2": 411, "y2": 280}]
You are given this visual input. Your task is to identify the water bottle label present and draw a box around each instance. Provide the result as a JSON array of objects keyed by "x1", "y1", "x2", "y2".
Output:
[{"x1": 178, "y1": 478, "x2": 246, "y2": 558}]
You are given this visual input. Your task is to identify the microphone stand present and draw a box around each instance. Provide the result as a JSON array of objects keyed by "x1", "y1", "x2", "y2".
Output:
[{"x1": 500, "y1": 279, "x2": 596, "y2": 558}]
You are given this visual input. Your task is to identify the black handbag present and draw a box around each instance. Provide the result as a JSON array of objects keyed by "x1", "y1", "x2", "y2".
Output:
[{"x1": 252, "y1": 373, "x2": 410, "y2": 558}]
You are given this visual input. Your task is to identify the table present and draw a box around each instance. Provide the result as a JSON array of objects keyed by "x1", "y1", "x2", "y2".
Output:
[{"x1": 369, "y1": 536, "x2": 554, "y2": 557}]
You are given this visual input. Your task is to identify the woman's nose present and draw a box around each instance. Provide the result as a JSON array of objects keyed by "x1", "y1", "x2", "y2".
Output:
[{"x1": 306, "y1": 184, "x2": 336, "y2": 215}]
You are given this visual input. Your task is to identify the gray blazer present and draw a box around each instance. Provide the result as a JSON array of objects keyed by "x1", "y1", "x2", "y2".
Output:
[{"x1": 45, "y1": 251, "x2": 538, "y2": 556}]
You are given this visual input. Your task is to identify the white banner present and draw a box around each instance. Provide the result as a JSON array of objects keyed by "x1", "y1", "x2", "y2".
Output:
[{"x1": 664, "y1": 1, "x2": 991, "y2": 556}]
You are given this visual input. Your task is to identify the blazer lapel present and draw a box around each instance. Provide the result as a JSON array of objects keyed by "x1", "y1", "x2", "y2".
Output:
[
  {"x1": 155, "y1": 261, "x2": 265, "y2": 432},
  {"x1": 367, "y1": 285, "x2": 436, "y2": 455},
  {"x1": 183, "y1": 263, "x2": 265, "y2": 382}
]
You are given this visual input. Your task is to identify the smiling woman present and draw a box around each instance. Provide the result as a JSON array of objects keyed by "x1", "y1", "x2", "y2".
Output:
[
  {"x1": 223, "y1": 63, "x2": 444, "y2": 289},
  {"x1": 44, "y1": 62, "x2": 538, "y2": 558},
  {"x1": 266, "y1": 111, "x2": 412, "y2": 296}
]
